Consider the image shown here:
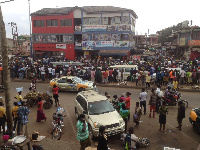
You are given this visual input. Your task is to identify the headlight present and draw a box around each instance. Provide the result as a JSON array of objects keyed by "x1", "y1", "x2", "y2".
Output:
[
  {"x1": 93, "y1": 122, "x2": 101, "y2": 128},
  {"x1": 119, "y1": 119, "x2": 124, "y2": 126}
]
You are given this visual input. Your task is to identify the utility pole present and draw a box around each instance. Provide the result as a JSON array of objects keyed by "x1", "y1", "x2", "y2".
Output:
[
  {"x1": 28, "y1": 0, "x2": 33, "y2": 63},
  {"x1": 0, "y1": 4, "x2": 13, "y2": 135}
]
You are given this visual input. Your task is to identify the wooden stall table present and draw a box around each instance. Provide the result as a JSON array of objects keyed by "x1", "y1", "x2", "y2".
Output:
[{"x1": 15, "y1": 138, "x2": 31, "y2": 150}]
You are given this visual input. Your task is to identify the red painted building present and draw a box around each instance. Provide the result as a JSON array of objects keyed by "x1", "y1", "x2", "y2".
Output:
[
  {"x1": 31, "y1": 10, "x2": 75, "y2": 60},
  {"x1": 31, "y1": 6, "x2": 137, "y2": 60}
]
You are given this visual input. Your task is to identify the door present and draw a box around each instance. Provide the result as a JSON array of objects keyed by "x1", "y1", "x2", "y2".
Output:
[
  {"x1": 56, "y1": 77, "x2": 68, "y2": 91},
  {"x1": 66, "y1": 78, "x2": 77, "y2": 91}
]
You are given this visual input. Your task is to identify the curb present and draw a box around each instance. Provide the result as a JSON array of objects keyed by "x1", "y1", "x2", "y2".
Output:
[
  {"x1": 96, "y1": 84, "x2": 200, "y2": 93},
  {"x1": 11, "y1": 79, "x2": 200, "y2": 93}
]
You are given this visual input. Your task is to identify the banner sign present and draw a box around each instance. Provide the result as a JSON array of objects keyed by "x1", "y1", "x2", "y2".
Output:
[
  {"x1": 82, "y1": 25, "x2": 107, "y2": 32},
  {"x1": 56, "y1": 44, "x2": 66, "y2": 49},
  {"x1": 82, "y1": 41, "x2": 129, "y2": 49},
  {"x1": 188, "y1": 40, "x2": 200, "y2": 46},
  {"x1": 99, "y1": 41, "x2": 114, "y2": 47},
  {"x1": 179, "y1": 38, "x2": 185, "y2": 46},
  {"x1": 82, "y1": 24, "x2": 132, "y2": 32},
  {"x1": 82, "y1": 41, "x2": 95, "y2": 50}
]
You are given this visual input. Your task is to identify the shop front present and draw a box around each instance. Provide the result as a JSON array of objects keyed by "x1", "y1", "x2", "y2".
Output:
[{"x1": 33, "y1": 43, "x2": 75, "y2": 60}]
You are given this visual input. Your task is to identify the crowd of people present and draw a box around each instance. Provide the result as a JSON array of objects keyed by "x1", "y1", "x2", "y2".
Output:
[
  {"x1": 0, "y1": 51, "x2": 196, "y2": 149},
  {"x1": 7, "y1": 53, "x2": 200, "y2": 92}
]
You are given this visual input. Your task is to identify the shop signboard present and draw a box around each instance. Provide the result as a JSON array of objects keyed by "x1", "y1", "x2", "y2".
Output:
[
  {"x1": 82, "y1": 41, "x2": 95, "y2": 50},
  {"x1": 56, "y1": 44, "x2": 66, "y2": 49},
  {"x1": 82, "y1": 25, "x2": 107, "y2": 32},
  {"x1": 179, "y1": 38, "x2": 185, "y2": 46},
  {"x1": 99, "y1": 41, "x2": 114, "y2": 47},
  {"x1": 188, "y1": 40, "x2": 200, "y2": 46},
  {"x1": 119, "y1": 41, "x2": 129, "y2": 47}
]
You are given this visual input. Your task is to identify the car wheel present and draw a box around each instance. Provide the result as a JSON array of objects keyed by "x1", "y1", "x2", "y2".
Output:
[
  {"x1": 193, "y1": 122, "x2": 200, "y2": 134},
  {"x1": 75, "y1": 108, "x2": 79, "y2": 120},
  {"x1": 88, "y1": 125, "x2": 95, "y2": 140},
  {"x1": 78, "y1": 88, "x2": 85, "y2": 92}
]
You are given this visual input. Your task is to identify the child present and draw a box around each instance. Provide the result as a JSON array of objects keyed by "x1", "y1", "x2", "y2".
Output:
[{"x1": 133, "y1": 102, "x2": 142, "y2": 127}]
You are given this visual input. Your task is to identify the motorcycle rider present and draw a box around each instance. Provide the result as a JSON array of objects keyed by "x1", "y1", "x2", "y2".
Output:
[{"x1": 124, "y1": 127, "x2": 139, "y2": 150}]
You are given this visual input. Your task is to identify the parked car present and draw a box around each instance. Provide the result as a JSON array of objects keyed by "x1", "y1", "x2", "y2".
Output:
[
  {"x1": 50, "y1": 76, "x2": 94, "y2": 92},
  {"x1": 75, "y1": 90, "x2": 125, "y2": 138},
  {"x1": 189, "y1": 108, "x2": 200, "y2": 134}
]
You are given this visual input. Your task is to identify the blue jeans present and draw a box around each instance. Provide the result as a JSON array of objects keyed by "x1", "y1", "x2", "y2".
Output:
[{"x1": 41, "y1": 74, "x2": 45, "y2": 81}]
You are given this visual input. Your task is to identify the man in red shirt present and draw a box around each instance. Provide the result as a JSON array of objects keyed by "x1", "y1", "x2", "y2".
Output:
[
  {"x1": 125, "y1": 92, "x2": 131, "y2": 120},
  {"x1": 102, "y1": 70, "x2": 108, "y2": 84},
  {"x1": 108, "y1": 68, "x2": 113, "y2": 83},
  {"x1": 53, "y1": 84, "x2": 60, "y2": 107}
]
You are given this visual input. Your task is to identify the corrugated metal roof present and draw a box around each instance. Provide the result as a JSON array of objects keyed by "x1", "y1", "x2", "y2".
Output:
[{"x1": 31, "y1": 6, "x2": 138, "y2": 18}]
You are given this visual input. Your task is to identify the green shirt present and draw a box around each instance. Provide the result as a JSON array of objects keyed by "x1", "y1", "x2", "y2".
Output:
[
  {"x1": 77, "y1": 120, "x2": 89, "y2": 141},
  {"x1": 120, "y1": 108, "x2": 130, "y2": 119}
]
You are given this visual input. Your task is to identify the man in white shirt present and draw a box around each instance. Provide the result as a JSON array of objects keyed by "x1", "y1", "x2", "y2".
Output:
[
  {"x1": 180, "y1": 69, "x2": 186, "y2": 85},
  {"x1": 48, "y1": 66, "x2": 52, "y2": 80},
  {"x1": 40, "y1": 65, "x2": 45, "y2": 81},
  {"x1": 155, "y1": 85, "x2": 161, "y2": 113},
  {"x1": 52, "y1": 68, "x2": 55, "y2": 79},
  {"x1": 139, "y1": 88, "x2": 147, "y2": 115}
]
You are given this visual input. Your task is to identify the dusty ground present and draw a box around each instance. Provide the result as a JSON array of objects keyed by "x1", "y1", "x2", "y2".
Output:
[{"x1": 0, "y1": 82, "x2": 200, "y2": 150}]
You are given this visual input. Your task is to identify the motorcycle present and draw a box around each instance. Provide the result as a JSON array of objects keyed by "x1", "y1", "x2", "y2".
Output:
[
  {"x1": 121, "y1": 133, "x2": 150, "y2": 148},
  {"x1": 51, "y1": 108, "x2": 65, "y2": 140},
  {"x1": 161, "y1": 91, "x2": 182, "y2": 106},
  {"x1": 51, "y1": 118, "x2": 62, "y2": 140}
]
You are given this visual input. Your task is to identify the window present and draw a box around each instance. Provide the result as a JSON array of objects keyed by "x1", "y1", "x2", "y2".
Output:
[
  {"x1": 57, "y1": 78, "x2": 66, "y2": 83},
  {"x1": 46, "y1": 20, "x2": 58, "y2": 27},
  {"x1": 33, "y1": 20, "x2": 45, "y2": 27},
  {"x1": 60, "y1": 19, "x2": 72, "y2": 26},
  {"x1": 68, "y1": 35, "x2": 73, "y2": 41},
  {"x1": 76, "y1": 96, "x2": 87, "y2": 111},
  {"x1": 56, "y1": 35, "x2": 63, "y2": 42},
  {"x1": 121, "y1": 34, "x2": 129, "y2": 41},
  {"x1": 81, "y1": 99, "x2": 87, "y2": 111}
]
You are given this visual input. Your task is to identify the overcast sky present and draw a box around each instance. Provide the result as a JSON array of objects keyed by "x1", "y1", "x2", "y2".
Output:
[{"x1": 1, "y1": 0, "x2": 199, "y2": 38}]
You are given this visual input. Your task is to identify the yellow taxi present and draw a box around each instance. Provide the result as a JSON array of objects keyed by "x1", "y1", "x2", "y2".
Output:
[{"x1": 50, "y1": 76, "x2": 94, "y2": 92}]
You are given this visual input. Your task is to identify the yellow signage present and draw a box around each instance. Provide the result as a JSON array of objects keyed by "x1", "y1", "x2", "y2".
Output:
[{"x1": 179, "y1": 38, "x2": 185, "y2": 46}]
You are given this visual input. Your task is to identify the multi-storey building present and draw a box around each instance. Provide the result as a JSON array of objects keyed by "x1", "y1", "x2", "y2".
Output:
[
  {"x1": 172, "y1": 26, "x2": 200, "y2": 60},
  {"x1": 31, "y1": 6, "x2": 137, "y2": 60}
]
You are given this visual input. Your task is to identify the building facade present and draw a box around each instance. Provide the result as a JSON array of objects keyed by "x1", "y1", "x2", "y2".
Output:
[
  {"x1": 174, "y1": 26, "x2": 200, "y2": 60},
  {"x1": 31, "y1": 6, "x2": 137, "y2": 60}
]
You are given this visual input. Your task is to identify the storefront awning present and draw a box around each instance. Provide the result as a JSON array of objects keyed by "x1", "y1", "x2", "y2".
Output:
[{"x1": 98, "y1": 50, "x2": 129, "y2": 56}]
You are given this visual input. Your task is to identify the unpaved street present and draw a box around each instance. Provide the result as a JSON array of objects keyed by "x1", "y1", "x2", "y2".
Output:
[{"x1": 0, "y1": 82, "x2": 199, "y2": 150}]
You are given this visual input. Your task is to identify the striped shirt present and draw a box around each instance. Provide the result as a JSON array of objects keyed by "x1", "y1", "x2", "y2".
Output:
[{"x1": 77, "y1": 120, "x2": 89, "y2": 141}]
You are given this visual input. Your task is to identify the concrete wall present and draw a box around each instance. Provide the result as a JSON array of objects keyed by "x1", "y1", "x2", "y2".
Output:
[{"x1": 73, "y1": 9, "x2": 82, "y2": 18}]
